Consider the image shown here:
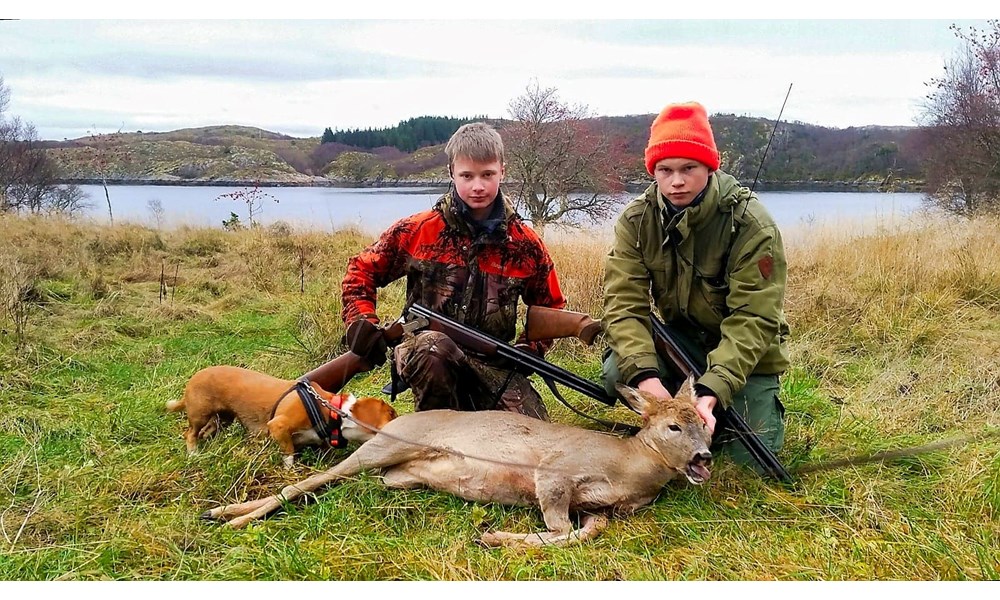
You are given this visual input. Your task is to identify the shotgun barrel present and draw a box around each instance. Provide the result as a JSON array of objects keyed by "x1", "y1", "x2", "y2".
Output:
[
  {"x1": 408, "y1": 303, "x2": 619, "y2": 407},
  {"x1": 649, "y1": 314, "x2": 793, "y2": 484}
]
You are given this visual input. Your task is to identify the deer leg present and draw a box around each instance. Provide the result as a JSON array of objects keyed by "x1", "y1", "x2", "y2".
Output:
[
  {"x1": 201, "y1": 434, "x2": 421, "y2": 527},
  {"x1": 480, "y1": 476, "x2": 587, "y2": 548},
  {"x1": 200, "y1": 497, "x2": 273, "y2": 521},
  {"x1": 480, "y1": 513, "x2": 609, "y2": 548}
]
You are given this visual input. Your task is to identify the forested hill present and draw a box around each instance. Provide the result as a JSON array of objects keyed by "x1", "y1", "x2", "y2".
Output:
[
  {"x1": 320, "y1": 116, "x2": 487, "y2": 152},
  {"x1": 46, "y1": 115, "x2": 927, "y2": 189}
]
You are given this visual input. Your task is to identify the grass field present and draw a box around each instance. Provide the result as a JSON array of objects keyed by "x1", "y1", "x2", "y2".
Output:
[{"x1": 1, "y1": 210, "x2": 998, "y2": 580}]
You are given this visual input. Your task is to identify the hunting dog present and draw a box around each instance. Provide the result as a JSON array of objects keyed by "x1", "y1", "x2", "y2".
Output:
[
  {"x1": 167, "y1": 366, "x2": 398, "y2": 467},
  {"x1": 203, "y1": 377, "x2": 713, "y2": 547}
]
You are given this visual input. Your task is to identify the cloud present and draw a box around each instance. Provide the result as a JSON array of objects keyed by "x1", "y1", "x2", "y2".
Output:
[{"x1": 0, "y1": 18, "x2": 991, "y2": 140}]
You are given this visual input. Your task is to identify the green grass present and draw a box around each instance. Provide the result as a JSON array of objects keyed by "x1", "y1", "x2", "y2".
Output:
[{"x1": 1, "y1": 214, "x2": 998, "y2": 580}]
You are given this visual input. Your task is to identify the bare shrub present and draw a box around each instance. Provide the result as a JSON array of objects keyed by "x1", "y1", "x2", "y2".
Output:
[
  {"x1": 147, "y1": 198, "x2": 165, "y2": 229},
  {"x1": 0, "y1": 251, "x2": 36, "y2": 349},
  {"x1": 215, "y1": 184, "x2": 278, "y2": 227},
  {"x1": 920, "y1": 20, "x2": 1000, "y2": 215}
]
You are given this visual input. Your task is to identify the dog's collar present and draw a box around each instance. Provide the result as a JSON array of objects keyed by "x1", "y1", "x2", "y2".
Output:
[{"x1": 295, "y1": 378, "x2": 348, "y2": 449}]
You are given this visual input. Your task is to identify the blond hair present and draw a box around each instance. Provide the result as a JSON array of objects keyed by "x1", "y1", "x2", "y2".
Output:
[{"x1": 444, "y1": 122, "x2": 504, "y2": 169}]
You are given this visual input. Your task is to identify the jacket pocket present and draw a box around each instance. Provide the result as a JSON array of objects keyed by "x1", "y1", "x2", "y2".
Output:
[
  {"x1": 647, "y1": 257, "x2": 669, "y2": 302},
  {"x1": 694, "y1": 275, "x2": 729, "y2": 323}
]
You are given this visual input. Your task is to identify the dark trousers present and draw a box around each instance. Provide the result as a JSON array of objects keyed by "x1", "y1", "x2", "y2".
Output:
[
  {"x1": 602, "y1": 340, "x2": 784, "y2": 470},
  {"x1": 394, "y1": 331, "x2": 549, "y2": 421}
]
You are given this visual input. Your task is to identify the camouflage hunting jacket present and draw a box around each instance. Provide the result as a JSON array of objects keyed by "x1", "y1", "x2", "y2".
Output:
[{"x1": 342, "y1": 190, "x2": 567, "y2": 355}]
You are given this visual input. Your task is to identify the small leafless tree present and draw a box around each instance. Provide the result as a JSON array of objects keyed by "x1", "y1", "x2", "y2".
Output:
[
  {"x1": 86, "y1": 128, "x2": 134, "y2": 224},
  {"x1": 216, "y1": 182, "x2": 278, "y2": 228},
  {"x1": 147, "y1": 197, "x2": 165, "y2": 229},
  {"x1": 0, "y1": 74, "x2": 83, "y2": 215},
  {"x1": 501, "y1": 81, "x2": 629, "y2": 237},
  {"x1": 920, "y1": 20, "x2": 1000, "y2": 215},
  {"x1": 42, "y1": 185, "x2": 90, "y2": 215}
]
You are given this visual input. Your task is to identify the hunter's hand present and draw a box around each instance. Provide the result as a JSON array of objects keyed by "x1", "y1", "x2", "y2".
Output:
[
  {"x1": 636, "y1": 377, "x2": 672, "y2": 401},
  {"x1": 694, "y1": 394, "x2": 717, "y2": 435}
]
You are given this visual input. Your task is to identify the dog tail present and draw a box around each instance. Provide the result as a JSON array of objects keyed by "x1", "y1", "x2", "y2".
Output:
[{"x1": 165, "y1": 398, "x2": 185, "y2": 412}]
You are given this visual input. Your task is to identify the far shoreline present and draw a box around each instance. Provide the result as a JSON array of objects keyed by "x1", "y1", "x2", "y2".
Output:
[{"x1": 57, "y1": 178, "x2": 926, "y2": 194}]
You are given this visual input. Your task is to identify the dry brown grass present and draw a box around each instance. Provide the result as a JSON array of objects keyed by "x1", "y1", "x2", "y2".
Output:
[
  {"x1": 1, "y1": 211, "x2": 999, "y2": 580},
  {"x1": 544, "y1": 228, "x2": 614, "y2": 317},
  {"x1": 784, "y1": 214, "x2": 1000, "y2": 440}
]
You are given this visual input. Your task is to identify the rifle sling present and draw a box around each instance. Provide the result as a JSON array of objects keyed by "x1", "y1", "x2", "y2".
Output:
[{"x1": 538, "y1": 374, "x2": 639, "y2": 435}]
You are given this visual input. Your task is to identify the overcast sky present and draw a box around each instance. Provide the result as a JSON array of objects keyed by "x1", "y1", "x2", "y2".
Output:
[{"x1": 1, "y1": 5, "x2": 993, "y2": 141}]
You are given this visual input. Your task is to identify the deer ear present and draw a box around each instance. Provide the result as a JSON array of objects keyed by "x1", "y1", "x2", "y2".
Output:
[
  {"x1": 676, "y1": 376, "x2": 697, "y2": 403},
  {"x1": 615, "y1": 383, "x2": 653, "y2": 417}
]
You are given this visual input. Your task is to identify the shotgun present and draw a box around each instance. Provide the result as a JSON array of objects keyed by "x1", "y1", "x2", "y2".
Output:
[
  {"x1": 302, "y1": 305, "x2": 625, "y2": 422},
  {"x1": 406, "y1": 303, "x2": 620, "y2": 408},
  {"x1": 648, "y1": 314, "x2": 793, "y2": 483},
  {"x1": 524, "y1": 305, "x2": 792, "y2": 483}
]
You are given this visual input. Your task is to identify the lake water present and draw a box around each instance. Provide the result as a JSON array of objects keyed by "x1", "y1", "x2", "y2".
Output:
[{"x1": 74, "y1": 184, "x2": 932, "y2": 236}]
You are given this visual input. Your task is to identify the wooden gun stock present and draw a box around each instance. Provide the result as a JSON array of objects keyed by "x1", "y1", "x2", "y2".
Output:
[{"x1": 524, "y1": 305, "x2": 602, "y2": 345}]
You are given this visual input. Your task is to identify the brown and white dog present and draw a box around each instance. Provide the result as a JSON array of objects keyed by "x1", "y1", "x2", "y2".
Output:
[{"x1": 166, "y1": 365, "x2": 397, "y2": 467}]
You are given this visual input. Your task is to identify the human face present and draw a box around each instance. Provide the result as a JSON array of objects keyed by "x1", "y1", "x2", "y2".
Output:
[
  {"x1": 451, "y1": 156, "x2": 504, "y2": 220},
  {"x1": 653, "y1": 158, "x2": 711, "y2": 209}
]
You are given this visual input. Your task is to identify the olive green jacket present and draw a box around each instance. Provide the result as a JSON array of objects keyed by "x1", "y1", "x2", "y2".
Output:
[{"x1": 602, "y1": 171, "x2": 790, "y2": 407}]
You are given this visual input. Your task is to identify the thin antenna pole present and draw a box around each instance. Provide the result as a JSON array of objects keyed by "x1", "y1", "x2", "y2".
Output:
[{"x1": 747, "y1": 83, "x2": 793, "y2": 204}]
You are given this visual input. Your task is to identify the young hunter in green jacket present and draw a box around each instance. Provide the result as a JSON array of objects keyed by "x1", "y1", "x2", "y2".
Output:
[{"x1": 602, "y1": 102, "x2": 790, "y2": 468}]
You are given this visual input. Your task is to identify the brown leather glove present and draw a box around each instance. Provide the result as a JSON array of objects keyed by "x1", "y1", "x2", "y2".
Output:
[{"x1": 343, "y1": 318, "x2": 388, "y2": 366}]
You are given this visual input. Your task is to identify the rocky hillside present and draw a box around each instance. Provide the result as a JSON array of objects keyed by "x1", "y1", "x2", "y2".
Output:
[{"x1": 44, "y1": 118, "x2": 927, "y2": 189}]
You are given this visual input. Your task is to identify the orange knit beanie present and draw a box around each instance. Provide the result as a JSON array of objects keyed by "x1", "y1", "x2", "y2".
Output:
[{"x1": 644, "y1": 102, "x2": 720, "y2": 175}]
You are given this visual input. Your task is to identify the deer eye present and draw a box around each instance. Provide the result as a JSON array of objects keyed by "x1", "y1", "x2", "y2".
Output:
[{"x1": 668, "y1": 424, "x2": 682, "y2": 432}]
